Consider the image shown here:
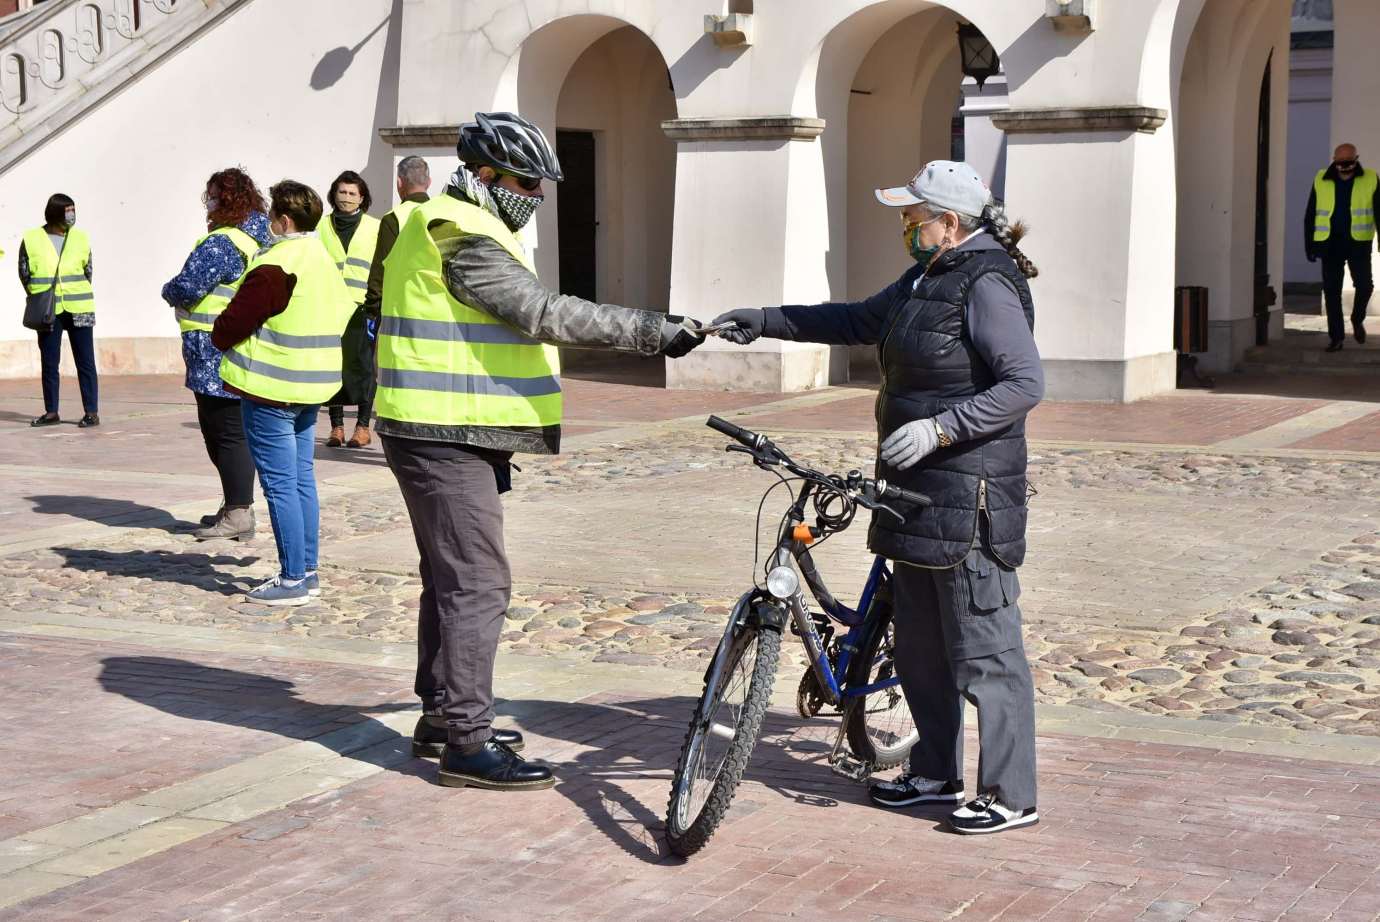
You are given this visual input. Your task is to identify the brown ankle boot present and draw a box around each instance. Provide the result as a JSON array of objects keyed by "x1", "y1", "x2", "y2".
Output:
[
  {"x1": 326, "y1": 426, "x2": 345, "y2": 447},
  {"x1": 346, "y1": 426, "x2": 372, "y2": 449}
]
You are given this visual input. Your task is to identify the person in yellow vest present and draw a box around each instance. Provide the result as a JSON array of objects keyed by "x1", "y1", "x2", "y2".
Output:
[
  {"x1": 160, "y1": 168, "x2": 273, "y2": 540},
  {"x1": 319, "y1": 170, "x2": 380, "y2": 449},
  {"x1": 361, "y1": 154, "x2": 430, "y2": 347},
  {"x1": 19, "y1": 193, "x2": 98, "y2": 428},
  {"x1": 211, "y1": 180, "x2": 353, "y2": 607},
  {"x1": 1304, "y1": 143, "x2": 1379, "y2": 351},
  {"x1": 377, "y1": 112, "x2": 706, "y2": 791}
]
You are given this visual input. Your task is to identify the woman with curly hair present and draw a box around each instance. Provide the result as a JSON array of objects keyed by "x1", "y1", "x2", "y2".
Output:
[{"x1": 161, "y1": 167, "x2": 273, "y2": 540}]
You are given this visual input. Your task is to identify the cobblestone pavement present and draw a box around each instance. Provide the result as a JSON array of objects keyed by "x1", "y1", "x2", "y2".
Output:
[{"x1": 4, "y1": 423, "x2": 1380, "y2": 739}]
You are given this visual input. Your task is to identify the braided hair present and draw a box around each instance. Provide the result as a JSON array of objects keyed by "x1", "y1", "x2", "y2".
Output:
[{"x1": 981, "y1": 199, "x2": 1038, "y2": 279}]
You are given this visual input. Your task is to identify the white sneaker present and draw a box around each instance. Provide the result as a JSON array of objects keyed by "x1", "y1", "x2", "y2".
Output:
[{"x1": 947, "y1": 792, "x2": 1039, "y2": 835}]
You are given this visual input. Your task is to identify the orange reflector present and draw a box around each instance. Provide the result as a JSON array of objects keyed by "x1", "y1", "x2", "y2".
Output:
[{"x1": 792, "y1": 525, "x2": 815, "y2": 545}]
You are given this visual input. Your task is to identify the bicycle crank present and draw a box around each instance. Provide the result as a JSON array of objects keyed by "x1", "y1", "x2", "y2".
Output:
[{"x1": 826, "y1": 708, "x2": 873, "y2": 782}]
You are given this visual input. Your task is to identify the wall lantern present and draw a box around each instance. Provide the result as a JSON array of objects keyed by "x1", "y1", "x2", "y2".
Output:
[
  {"x1": 955, "y1": 23, "x2": 1000, "y2": 91},
  {"x1": 705, "y1": 13, "x2": 754, "y2": 48}
]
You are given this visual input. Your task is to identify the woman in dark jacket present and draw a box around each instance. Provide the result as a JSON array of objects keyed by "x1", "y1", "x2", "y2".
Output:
[
  {"x1": 161, "y1": 168, "x2": 273, "y2": 540},
  {"x1": 714, "y1": 161, "x2": 1044, "y2": 836}
]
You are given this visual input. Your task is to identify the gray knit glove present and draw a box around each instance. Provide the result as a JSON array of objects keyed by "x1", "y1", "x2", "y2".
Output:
[{"x1": 879, "y1": 418, "x2": 939, "y2": 471}]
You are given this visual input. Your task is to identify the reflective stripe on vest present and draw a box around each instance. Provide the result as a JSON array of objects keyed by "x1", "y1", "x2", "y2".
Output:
[
  {"x1": 374, "y1": 195, "x2": 562, "y2": 431},
  {"x1": 217, "y1": 235, "x2": 355, "y2": 404},
  {"x1": 317, "y1": 213, "x2": 380, "y2": 304},
  {"x1": 177, "y1": 227, "x2": 260, "y2": 334},
  {"x1": 1314, "y1": 168, "x2": 1379, "y2": 242},
  {"x1": 22, "y1": 226, "x2": 94, "y2": 315}
]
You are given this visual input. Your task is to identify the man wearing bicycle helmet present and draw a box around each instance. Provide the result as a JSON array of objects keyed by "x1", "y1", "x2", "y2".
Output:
[
  {"x1": 376, "y1": 111, "x2": 707, "y2": 791},
  {"x1": 714, "y1": 161, "x2": 1044, "y2": 835}
]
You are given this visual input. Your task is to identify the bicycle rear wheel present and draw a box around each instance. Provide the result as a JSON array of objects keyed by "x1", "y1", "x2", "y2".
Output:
[
  {"x1": 844, "y1": 608, "x2": 917, "y2": 771},
  {"x1": 665, "y1": 621, "x2": 782, "y2": 857}
]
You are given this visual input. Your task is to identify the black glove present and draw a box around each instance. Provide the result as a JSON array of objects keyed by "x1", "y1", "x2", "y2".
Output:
[
  {"x1": 711, "y1": 309, "x2": 765, "y2": 344},
  {"x1": 659, "y1": 315, "x2": 705, "y2": 358}
]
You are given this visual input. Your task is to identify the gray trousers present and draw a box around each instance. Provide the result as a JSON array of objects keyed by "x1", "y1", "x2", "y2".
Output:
[
  {"x1": 382, "y1": 435, "x2": 511, "y2": 746},
  {"x1": 891, "y1": 545, "x2": 1038, "y2": 811}
]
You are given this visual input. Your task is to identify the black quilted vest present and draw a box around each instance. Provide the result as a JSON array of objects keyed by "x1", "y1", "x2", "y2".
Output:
[{"x1": 867, "y1": 244, "x2": 1036, "y2": 568}]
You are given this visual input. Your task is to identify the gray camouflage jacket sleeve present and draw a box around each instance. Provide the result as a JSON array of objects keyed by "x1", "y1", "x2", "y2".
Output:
[{"x1": 442, "y1": 233, "x2": 663, "y2": 355}]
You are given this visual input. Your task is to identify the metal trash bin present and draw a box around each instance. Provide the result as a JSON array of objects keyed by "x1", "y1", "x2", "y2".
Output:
[{"x1": 1173, "y1": 286, "x2": 1214, "y2": 388}]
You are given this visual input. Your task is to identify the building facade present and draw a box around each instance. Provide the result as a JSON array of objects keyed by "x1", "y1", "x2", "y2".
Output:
[{"x1": 0, "y1": 0, "x2": 1368, "y2": 400}]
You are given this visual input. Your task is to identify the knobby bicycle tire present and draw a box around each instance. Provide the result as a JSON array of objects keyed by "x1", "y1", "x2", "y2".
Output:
[
  {"x1": 665, "y1": 625, "x2": 782, "y2": 857},
  {"x1": 843, "y1": 607, "x2": 917, "y2": 771}
]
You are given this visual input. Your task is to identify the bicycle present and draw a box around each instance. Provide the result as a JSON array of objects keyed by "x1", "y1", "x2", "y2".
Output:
[{"x1": 664, "y1": 415, "x2": 933, "y2": 857}]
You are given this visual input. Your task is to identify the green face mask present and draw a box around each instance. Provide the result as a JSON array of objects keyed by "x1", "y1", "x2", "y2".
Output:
[{"x1": 904, "y1": 217, "x2": 942, "y2": 268}]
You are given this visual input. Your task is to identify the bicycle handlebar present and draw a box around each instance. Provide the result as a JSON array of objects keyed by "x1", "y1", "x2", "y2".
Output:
[
  {"x1": 704, "y1": 416, "x2": 933, "y2": 509},
  {"x1": 876, "y1": 480, "x2": 933, "y2": 508},
  {"x1": 706, "y1": 414, "x2": 765, "y2": 450}
]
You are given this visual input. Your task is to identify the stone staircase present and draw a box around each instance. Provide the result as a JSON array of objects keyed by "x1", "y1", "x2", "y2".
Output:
[
  {"x1": 1240, "y1": 327, "x2": 1380, "y2": 376},
  {"x1": 0, "y1": 0, "x2": 250, "y2": 175}
]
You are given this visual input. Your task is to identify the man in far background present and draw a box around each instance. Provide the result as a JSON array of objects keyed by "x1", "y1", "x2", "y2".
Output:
[
  {"x1": 363, "y1": 156, "x2": 431, "y2": 323},
  {"x1": 1305, "y1": 142, "x2": 1378, "y2": 352}
]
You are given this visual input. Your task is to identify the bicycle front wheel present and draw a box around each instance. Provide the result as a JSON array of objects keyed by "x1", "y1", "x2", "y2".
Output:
[
  {"x1": 844, "y1": 609, "x2": 918, "y2": 771},
  {"x1": 665, "y1": 622, "x2": 782, "y2": 857}
]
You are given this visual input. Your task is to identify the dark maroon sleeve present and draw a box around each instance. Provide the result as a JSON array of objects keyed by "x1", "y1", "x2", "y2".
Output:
[{"x1": 211, "y1": 265, "x2": 297, "y2": 351}]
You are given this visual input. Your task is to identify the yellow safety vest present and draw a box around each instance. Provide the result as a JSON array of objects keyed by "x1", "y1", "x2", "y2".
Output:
[
  {"x1": 318, "y1": 213, "x2": 380, "y2": 305},
  {"x1": 1314, "y1": 168, "x2": 1379, "y2": 242},
  {"x1": 23, "y1": 226, "x2": 94, "y2": 315},
  {"x1": 177, "y1": 227, "x2": 260, "y2": 334},
  {"x1": 374, "y1": 195, "x2": 561, "y2": 433},
  {"x1": 218, "y1": 236, "x2": 354, "y2": 404}
]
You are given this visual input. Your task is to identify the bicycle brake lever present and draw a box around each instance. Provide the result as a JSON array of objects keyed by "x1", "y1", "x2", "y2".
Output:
[{"x1": 856, "y1": 491, "x2": 906, "y2": 525}]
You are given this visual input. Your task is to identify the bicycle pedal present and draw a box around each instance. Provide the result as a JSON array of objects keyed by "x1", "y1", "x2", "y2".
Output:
[{"x1": 828, "y1": 752, "x2": 872, "y2": 783}]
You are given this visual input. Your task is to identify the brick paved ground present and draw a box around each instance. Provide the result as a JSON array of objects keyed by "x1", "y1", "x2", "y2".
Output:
[
  {"x1": 3, "y1": 633, "x2": 1379, "y2": 922},
  {"x1": 3, "y1": 371, "x2": 1380, "y2": 919}
]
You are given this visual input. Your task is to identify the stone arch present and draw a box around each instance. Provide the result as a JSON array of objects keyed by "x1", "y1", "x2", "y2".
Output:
[
  {"x1": 1173, "y1": 0, "x2": 1289, "y2": 373},
  {"x1": 787, "y1": 0, "x2": 998, "y2": 379},
  {"x1": 492, "y1": 12, "x2": 679, "y2": 381}
]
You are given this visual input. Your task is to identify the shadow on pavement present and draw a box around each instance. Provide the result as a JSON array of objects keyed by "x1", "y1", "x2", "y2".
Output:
[
  {"x1": 499, "y1": 694, "x2": 867, "y2": 864},
  {"x1": 27, "y1": 495, "x2": 193, "y2": 532},
  {"x1": 53, "y1": 547, "x2": 260, "y2": 595},
  {"x1": 97, "y1": 656, "x2": 423, "y2": 776}
]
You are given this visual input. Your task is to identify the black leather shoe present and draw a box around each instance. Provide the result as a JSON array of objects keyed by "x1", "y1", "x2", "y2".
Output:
[
  {"x1": 1326, "y1": 340, "x2": 1344, "y2": 353},
  {"x1": 1355, "y1": 319, "x2": 1368, "y2": 344},
  {"x1": 437, "y1": 741, "x2": 553, "y2": 790},
  {"x1": 77, "y1": 413, "x2": 100, "y2": 428},
  {"x1": 30, "y1": 413, "x2": 59, "y2": 427},
  {"x1": 411, "y1": 716, "x2": 524, "y2": 758}
]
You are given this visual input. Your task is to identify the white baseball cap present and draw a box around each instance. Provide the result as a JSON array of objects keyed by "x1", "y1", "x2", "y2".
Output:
[{"x1": 875, "y1": 160, "x2": 991, "y2": 218}]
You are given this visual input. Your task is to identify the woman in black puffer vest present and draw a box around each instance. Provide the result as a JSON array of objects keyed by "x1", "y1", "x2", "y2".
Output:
[{"x1": 713, "y1": 161, "x2": 1044, "y2": 836}]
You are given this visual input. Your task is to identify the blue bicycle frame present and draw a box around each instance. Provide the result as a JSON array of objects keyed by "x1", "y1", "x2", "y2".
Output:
[{"x1": 771, "y1": 481, "x2": 901, "y2": 709}]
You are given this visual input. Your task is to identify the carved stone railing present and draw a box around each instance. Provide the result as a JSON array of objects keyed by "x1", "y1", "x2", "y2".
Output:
[{"x1": 0, "y1": 0, "x2": 251, "y2": 174}]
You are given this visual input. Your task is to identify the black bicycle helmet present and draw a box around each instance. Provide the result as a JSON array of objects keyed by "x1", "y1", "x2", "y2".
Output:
[{"x1": 457, "y1": 111, "x2": 564, "y2": 182}]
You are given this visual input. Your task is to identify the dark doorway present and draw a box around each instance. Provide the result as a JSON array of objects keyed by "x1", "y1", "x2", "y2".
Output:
[
  {"x1": 1253, "y1": 52, "x2": 1276, "y2": 346},
  {"x1": 557, "y1": 130, "x2": 597, "y2": 302}
]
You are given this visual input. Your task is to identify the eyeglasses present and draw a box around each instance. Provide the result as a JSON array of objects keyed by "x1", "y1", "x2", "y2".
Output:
[{"x1": 500, "y1": 171, "x2": 542, "y2": 192}]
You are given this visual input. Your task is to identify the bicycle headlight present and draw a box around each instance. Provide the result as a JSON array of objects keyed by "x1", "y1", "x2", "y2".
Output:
[{"x1": 766, "y1": 565, "x2": 799, "y2": 600}]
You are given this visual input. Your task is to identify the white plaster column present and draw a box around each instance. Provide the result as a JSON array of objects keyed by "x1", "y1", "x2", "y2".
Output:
[
  {"x1": 959, "y1": 73, "x2": 1009, "y2": 197},
  {"x1": 662, "y1": 119, "x2": 842, "y2": 391},
  {"x1": 996, "y1": 110, "x2": 1179, "y2": 400},
  {"x1": 1331, "y1": 0, "x2": 1380, "y2": 159}
]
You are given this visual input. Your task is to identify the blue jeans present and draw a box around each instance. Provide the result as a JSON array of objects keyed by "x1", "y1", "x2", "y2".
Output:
[{"x1": 240, "y1": 400, "x2": 319, "y2": 581}]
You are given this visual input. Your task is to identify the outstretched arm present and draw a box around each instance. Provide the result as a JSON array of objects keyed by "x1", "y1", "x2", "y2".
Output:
[{"x1": 442, "y1": 233, "x2": 665, "y2": 355}]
